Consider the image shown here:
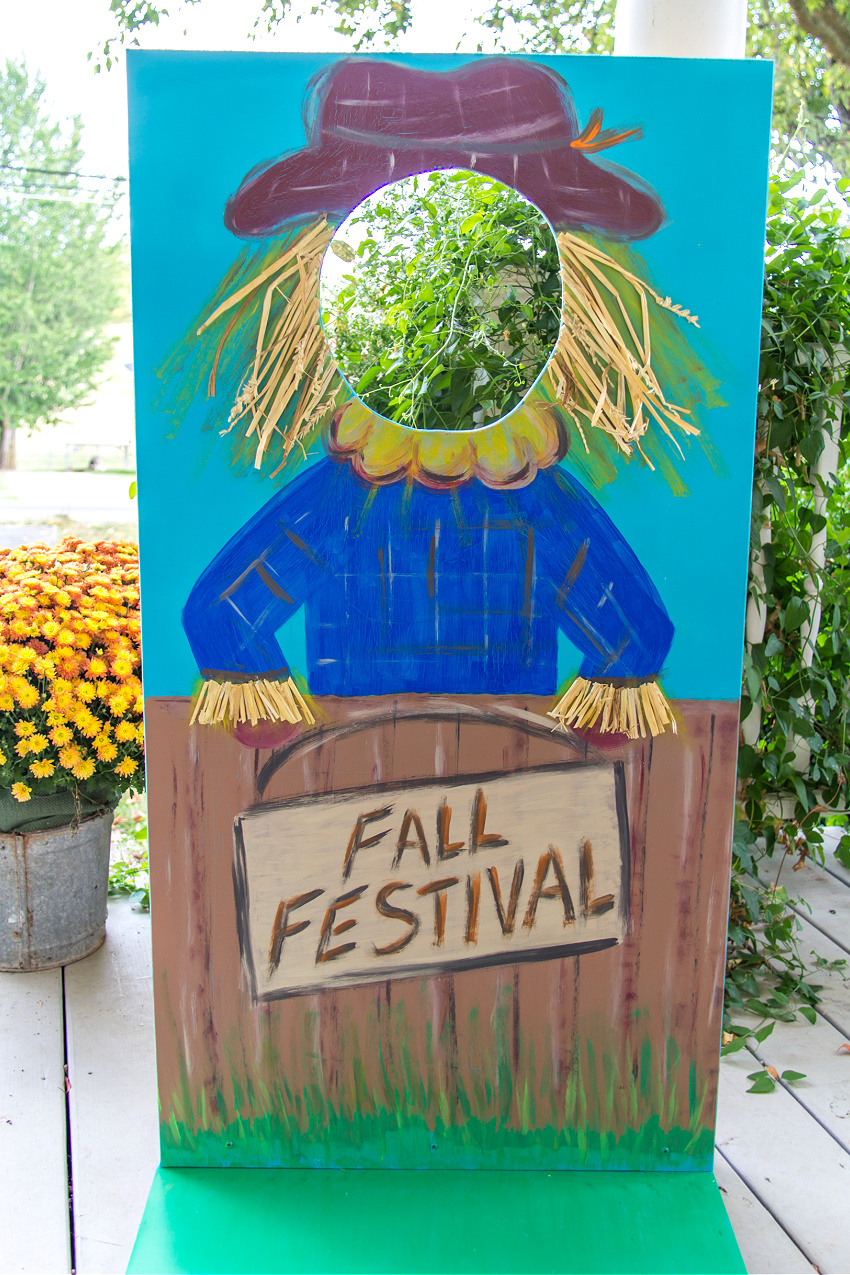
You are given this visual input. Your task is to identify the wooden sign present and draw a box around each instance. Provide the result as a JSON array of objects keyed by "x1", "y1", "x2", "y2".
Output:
[{"x1": 235, "y1": 762, "x2": 629, "y2": 1000}]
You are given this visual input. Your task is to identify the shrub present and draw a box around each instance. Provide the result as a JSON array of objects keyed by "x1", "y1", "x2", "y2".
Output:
[{"x1": 0, "y1": 537, "x2": 143, "y2": 805}]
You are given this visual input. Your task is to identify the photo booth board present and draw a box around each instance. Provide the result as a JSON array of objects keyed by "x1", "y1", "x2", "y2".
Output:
[{"x1": 127, "y1": 48, "x2": 770, "y2": 1273}]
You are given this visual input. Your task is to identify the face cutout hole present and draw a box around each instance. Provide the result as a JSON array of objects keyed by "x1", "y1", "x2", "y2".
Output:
[{"x1": 320, "y1": 170, "x2": 562, "y2": 431}]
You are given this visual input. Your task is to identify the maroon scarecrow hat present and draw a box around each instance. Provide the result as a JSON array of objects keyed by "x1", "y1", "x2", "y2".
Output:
[{"x1": 225, "y1": 58, "x2": 665, "y2": 241}]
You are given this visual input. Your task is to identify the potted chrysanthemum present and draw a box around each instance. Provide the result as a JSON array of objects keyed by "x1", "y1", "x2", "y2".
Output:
[{"x1": 0, "y1": 537, "x2": 144, "y2": 970}]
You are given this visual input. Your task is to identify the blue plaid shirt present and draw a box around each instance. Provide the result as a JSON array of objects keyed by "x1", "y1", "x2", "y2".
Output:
[{"x1": 183, "y1": 458, "x2": 673, "y2": 695}]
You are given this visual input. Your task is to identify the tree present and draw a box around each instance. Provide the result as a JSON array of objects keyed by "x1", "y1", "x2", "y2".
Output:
[
  {"x1": 322, "y1": 171, "x2": 562, "y2": 430},
  {"x1": 101, "y1": 0, "x2": 850, "y2": 178},
  {"x1": 0, "y1": 60, "x2": 124, "y2": 468}
]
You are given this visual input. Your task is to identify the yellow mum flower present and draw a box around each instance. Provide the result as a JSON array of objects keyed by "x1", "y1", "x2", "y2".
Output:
[
  {"x1": 50, "y1": 725, "x2": 73, "y2": 746},
  {"x1": 10, "y1": 618, "x2": 31, "y2": 638},
  {"x1": 59, "y1": 746, "x2": 83, "y2": 770},
  {"x1": 76, "y1": 681, "x2": 96, "y2": 703},
  {"x1": 11, "y1": 648, "x2": 36, "y2": 673},
  {"x1": 112, "y1": 655, "x2": 134, "y2": 679},
  {"x1": 74, "y1": 633, "x2": 92, "y2": 650},
  {"x1": 0, "y1": 693, "x2": 14, "y2": 711},
  {"x1": 15, "y1": 738, "x2": 32, "y2": 757},
  {"x1": 108, "y1": 691, "x2": 132, "y2": 717},
  {"x1": 95, "y1": 738, "x2": 118, "y2": 762},
  {"x1": 51, "y1": 687, "x2": 74, "y2": 712},
  {"x1": 15, "y1": 721, "x2": 36, "y2": 737},
  {"x1": 88, "y1": 657, "x2": 108, "y2": 678},
  {"x1": 72, "y1": 759, "x2": 96, "y2": 781},
  {"x1": 114, "y1": 757, "x2": 138, "y2": 778},
  {"x1": 0, "y1": 750, "x2": 5, "y2": 765},
  {"x1": 73, "y1": 707, "x2": 100, "y2": 738},
  {"x1": 27, "y1": 734, "x2": 49, "y2": 754},
  {"x1": 54, "y1": 591, "x2": 71, "y2": 607},
  {"x1": 11, "y1": 782, "x2": 32, "y2": 802},
  {"x1": 115, "y1": 721, "x2": 136, "y2": 743},
  {"x1": 56, "y1": 628, "x2": 76, "y2": 647},
  {"x1": 29, "y1": 759, "x2": 55, "y2": 779},
  {"x1": 15, "y1": 685, "x2": 39, "y2": 709}
]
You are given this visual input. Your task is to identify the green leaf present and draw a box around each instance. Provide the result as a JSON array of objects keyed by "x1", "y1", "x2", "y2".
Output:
[
  {"x1": 784, "y1": 596, "x2": 810, "y2": 631},
  {"x1": 764, "y1": 633, "x2": 784, "y2": 658},
  {"x1": 355, "y1": 366, "x2": 380, "y2": 394},
  {"x1": 754, "y1": 1022, "x2": 776, "y2": 1043},
  {"x1": 781, "y1": 1070, "x2": 807, "y2": 1084},
  {"x1": 128, "y1": 481, "x2": 137, "y2": 500},
  {"x1": 799, "y1": 1005, "x2": 817, "y2": 1024},
  {"x1": 746, "y1": 1070, "x2": 777, "y2": 1094},
  {"x1": 764, "y1": 474, "x2": 787, "y2": 511}
]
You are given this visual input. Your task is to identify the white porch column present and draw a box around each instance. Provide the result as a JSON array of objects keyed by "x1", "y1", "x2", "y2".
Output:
[{"x1": 613, "y1": 0, "x2": 748, "y2": 58}]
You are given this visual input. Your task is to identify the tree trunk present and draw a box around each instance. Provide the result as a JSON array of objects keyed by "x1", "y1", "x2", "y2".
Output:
[{"x1": 0, "y1": 421, "x2": 17, "y2": 470}]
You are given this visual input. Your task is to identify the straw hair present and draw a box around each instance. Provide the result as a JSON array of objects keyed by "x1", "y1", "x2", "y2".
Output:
[
  {"x1": 198, "y1": 219, "x2": 347, "y2": 478},
  {"x1": 547, "y1": 232, "x2": 699, "y2": 468},
  {"x1": 194, "y1": 219, "x2": 700, "y2": 480},
  {"x1": 549, "y1": 676, "x2": 677, "y2": 739},
  {"x1": 189, "y1": 677, "x2": 316, "y2": 729}
]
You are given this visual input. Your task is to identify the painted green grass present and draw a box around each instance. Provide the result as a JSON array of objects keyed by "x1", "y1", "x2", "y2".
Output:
[
  {"x1": 161, "y1": 1106, "x2": 713, "y2": 1171},
  {"x1": 160, "y1": 995, "x2": 714, "y2": 1171}
]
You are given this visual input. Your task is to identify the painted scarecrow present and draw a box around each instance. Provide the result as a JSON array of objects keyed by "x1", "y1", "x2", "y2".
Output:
[{"x1": 182, "y1": 58, "x2": 695, "y2": 744}]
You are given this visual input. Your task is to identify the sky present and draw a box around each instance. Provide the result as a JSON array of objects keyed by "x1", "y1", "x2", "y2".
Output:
[{"x1": 4, "y1": 0, "x2": 497, "y2": 206}]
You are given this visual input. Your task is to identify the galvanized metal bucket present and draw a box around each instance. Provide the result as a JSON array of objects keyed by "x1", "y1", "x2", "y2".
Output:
[{"x1": 0, "y1": 810, "x2": 114, "y2": 971}]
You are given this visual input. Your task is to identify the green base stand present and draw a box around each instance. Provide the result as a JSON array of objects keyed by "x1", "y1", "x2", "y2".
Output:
[{"x1": 127, "y1": 1167, "x2": 744, "y2": 1274}]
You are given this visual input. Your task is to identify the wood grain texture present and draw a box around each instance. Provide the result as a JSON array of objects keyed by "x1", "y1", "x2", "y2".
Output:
[
  {"x1": 714, "y1": 1152, "x2": 816, "y2": 1274},
  {"x1": 64, "y1": 897, "x2": 160, "y2": 1275},
  {"x1": 0, "y1": 968, "x2": 71, "y2": 1274},
  {"x1": 717, "y1": 1050, "x2": 850, "y2": 1274},
  {"x1": 145, "y1": 695, "x2": 739, "y2": 1167}
]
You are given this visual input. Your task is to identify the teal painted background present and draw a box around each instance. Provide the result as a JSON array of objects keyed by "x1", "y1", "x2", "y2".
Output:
[{"x1": 127, "y1": 51, "x2": 773, "y2": 701}]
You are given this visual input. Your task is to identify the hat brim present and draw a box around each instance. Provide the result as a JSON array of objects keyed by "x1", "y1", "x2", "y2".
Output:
[{"x1": 225, "y1": 138, "x2": 664, "y2": 242}]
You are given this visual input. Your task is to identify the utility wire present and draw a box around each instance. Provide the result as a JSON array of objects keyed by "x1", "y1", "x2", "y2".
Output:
[{"x1": 0, "y1": 162, "x2": 126, "y2": 182}]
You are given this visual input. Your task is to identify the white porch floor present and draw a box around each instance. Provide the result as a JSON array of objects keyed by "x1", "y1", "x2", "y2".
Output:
[{"x1": 1, "y1": 843, "x2": 848, "y2": 1275}]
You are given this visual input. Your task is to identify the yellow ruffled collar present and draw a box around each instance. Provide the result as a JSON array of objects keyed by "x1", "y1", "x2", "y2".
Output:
[{"x1": 327, "y1": 398, "x2": 567, "y2": 489}]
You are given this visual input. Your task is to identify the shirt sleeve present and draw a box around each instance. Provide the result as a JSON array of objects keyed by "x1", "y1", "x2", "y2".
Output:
[
  {"x1": 182, "y1": 460, "x2": 339, "y2": 680},
  {"x1": 533, "y1": 466, "x2": 674, "y2": 681}
]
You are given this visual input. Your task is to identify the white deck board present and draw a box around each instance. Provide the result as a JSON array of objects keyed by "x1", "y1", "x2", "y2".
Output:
[
  {"x1": 821, "y1": 827, "x2": 850, "y2": 889},
  {"x1": 64, "y1": 897, "x2": 160, "y2": 1275},
  {"x1": 717, "y1": 1050, "x2": 850, "y2": 1274},
  {"x1": 757, "y1": 857, "x2": 850, "y2": 953},
  {"x1": 714, "y1": 1152, "x2": 815, "y2": 1274},
  {"x1": 0, "y1": 968, "x2": 71, "y2": 1274},
  {"x1": 793, "y1": 914, "x2": 850, "y2": 1036},
  {"x1": 748, "y1": 1011, "x2": 850, "y2": 1154}
]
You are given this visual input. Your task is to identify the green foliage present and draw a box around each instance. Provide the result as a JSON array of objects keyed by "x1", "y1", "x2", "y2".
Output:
[
  {"x1": 0, "y1": 60, "x2": 123, "y2": 447},
  {"x1": 723, "y1": 176, "x2": 850, "y2": 1051},
  {"x1": 724, "y1": 820, "x2": 828, "y2": 1050},
  {"x1": 109, "y1": 788, "x2": 150, "y2": 909},
  {"x1": 739, "y1": 174, "x2": 850, "y2": 849},
  {"x1": 746, "y1": 1066, "x2": 807, "y2": 1093},
  {"x1": 322, "y1": 171, "x2": 561, "y2": 430}
]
